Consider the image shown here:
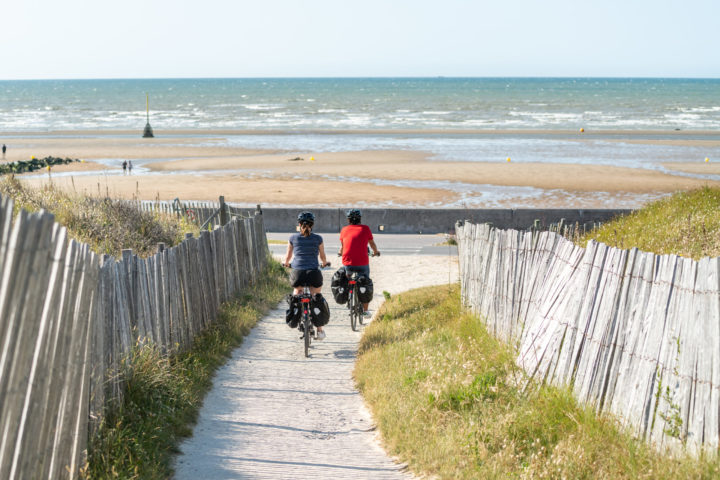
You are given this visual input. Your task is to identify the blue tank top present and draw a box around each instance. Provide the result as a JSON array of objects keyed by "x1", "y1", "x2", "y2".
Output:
[{"x1": 289, "y1": 233, "x2": 323, "y2": 270}]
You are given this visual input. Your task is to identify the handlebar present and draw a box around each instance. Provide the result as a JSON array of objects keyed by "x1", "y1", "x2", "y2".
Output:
[{"x1": 282, "y1": 262, "x2": 332, "y2": 268}]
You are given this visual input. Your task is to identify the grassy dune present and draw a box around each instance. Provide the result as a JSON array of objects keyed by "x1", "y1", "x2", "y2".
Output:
[
  {"x1": 579, "y1": 186, "x2": 720, "y2": 259},
  {"x1": 0, "y1": 176, "x2": 197, "y2": 257},
  {"x1": 355, "y1": 285, "x2": 720, "y2": 479}
]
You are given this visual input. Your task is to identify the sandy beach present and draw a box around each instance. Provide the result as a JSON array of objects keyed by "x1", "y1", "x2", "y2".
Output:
[{"x1": 7, "y1": 131, "x2": 720, "y2": 208}]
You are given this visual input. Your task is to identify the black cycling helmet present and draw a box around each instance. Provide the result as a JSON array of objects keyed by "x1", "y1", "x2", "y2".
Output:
[
  {"x1": 297, "y1": 211, "x2": 315, "y2": 225},
  {"x1": 346, "y1": 209, "x2": 361, "y2": 224}
]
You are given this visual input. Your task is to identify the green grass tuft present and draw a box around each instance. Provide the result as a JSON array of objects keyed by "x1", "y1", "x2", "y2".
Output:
[
  {"x1": 0, "y1": 176, "x2": 197, "y2": 257},
  {"x1": 579, "y1": 186, "x2": 720, "y2": 259},
  {"x1": 83, "y1": 260, "x2": 289, "y2": 479},
  {"x1": 355, "y1": 285, "x2": 720, "y2": 479}
]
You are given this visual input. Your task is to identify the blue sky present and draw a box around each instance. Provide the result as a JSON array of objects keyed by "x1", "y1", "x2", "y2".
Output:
[{"x1": 2, "y1": 0, "x2": 718, "y2": 79}]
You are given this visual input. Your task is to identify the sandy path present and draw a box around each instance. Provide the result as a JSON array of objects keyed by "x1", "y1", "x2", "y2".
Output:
[{"x1": 173, "y1": 253, "x2": 459, "y2": 479}]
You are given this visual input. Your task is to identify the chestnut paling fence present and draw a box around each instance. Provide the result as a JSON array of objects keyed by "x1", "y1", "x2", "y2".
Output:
[
  {"x1": 136, "y1": 198, "x2": 262, "y2": 230},
  {"x1": 0, "y1": 195, "x2": 268, "y2": 479},
  {"x1": 456, "y1": 221, "x2": 720, "y2": 454}
]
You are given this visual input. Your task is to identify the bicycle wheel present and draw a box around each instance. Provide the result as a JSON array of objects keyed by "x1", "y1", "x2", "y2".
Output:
[
  {"x1": 304, "y1": 314, "x2": 311, "y2": 357},
  {"x1": 349, "y1": 290, "x2": 358, "y2": 331}
]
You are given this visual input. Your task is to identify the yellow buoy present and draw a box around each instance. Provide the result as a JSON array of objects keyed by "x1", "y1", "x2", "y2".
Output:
[
  {"x1": 310, "y1": 156, "x2": 315, "y2": 162},
  {"x1": 506, "y1": 157, "x2": 511, "y2": 162},
  {"x1": 580, "y1": 128, "x2": 585, "y2": 133},
  {"x1": 706, "y1": 157, "x2": 710, "y2": 162}
]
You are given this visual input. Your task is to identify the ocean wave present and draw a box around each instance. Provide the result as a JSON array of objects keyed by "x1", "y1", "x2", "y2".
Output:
[
  {"x1": 680, "y1": 106, "x2": 720, "y2": 113},
  {"x1": 1, "y1": 77, "x2": 720, "y2": 132},
  {"x1": 242, "y1": 103, "x2": 285, "y2": 110}
]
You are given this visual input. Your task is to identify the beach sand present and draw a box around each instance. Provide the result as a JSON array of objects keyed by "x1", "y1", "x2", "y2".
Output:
[{"x1": 8, "y1": 132, "x2": 720, "y2": 208}]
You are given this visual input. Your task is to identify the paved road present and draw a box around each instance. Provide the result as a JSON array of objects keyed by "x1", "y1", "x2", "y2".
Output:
[
  {"x1": 267, "y1": 232, "x2": 458, "y2": 257},
  {"x1": 174, "y1": 253, "x2": 458, "y2": 479}
]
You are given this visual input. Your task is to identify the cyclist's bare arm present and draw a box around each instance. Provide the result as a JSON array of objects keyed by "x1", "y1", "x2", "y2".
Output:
[
  {"x1": 337, "y1": 239, "x2": 343, "y2": 257},
  {"x1": 369, "y1": 239, "x2": 380, "y2": 256},
  {"x1": 283, "y1": 243, "x2": 294, "y2": 267},
  {"x1": 318, "y1": 242, "x2": 330, "y2": 267}
]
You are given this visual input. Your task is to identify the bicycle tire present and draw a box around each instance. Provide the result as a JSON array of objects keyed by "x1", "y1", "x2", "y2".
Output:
[
  {"x1": 304, "y1": 314, "x2": 311, "y2": 357},
  {"x1": 350, "y1": 289, "x2": 358, "y2": 331},
  {"x1": 350, "y1": 310, "x2": 358, "y2": 331}
]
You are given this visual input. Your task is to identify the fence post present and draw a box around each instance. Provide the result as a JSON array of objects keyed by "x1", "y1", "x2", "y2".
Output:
[{"x1": 219, "y1": 196, "x2": 228, "y2": 226}]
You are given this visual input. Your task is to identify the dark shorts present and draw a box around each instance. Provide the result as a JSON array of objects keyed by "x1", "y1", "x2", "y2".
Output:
[
  {"x1": 289, "y1": 268, "x2": 323, "y2": 288},
  {"x1": 343, "y1": 265, "x2": 370, "y2": 277}
]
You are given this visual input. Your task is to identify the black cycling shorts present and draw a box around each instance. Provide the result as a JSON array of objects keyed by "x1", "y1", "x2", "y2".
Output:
[{"x1": 289, "y1": 268, "x2": 323, "y2": 288}]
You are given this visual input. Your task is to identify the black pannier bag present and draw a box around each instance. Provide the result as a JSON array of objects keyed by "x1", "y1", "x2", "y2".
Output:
[
  {"x1": 357, "y1": 275, "x2": 374, "y2": 303},
  {"x1": 310, "y1": 293, "x2": 331, "y2": 327},
  {"x1": 285, "y1": 294, "x2": 301, "y2": 328},
  {"x1": 331, "y1": 267, "x2": 349, "y2": 304}
]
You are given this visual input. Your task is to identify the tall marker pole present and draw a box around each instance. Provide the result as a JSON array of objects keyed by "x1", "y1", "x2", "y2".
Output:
[{"x1": 143, "y1": 93, "x2": 154, "y2": 138}]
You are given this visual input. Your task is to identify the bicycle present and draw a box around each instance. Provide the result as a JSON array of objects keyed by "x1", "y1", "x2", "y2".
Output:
[
  {"x1": 346, "y1": 271, "x2": 365, "y2": 332},
  {"x1": 286, "y1": 263, "x2": 331, "y2": 358},
  {"x1": 297, "y1": 286, "x2": 315, "y2": 358},
  {"x1": 340, "y1": 251, "x2": 377, "y2": 332}
]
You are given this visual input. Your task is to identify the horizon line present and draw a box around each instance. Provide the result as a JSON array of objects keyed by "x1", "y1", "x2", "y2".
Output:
[{"x1": 1, "y1": 75, "x2": 720, "y2": 82}]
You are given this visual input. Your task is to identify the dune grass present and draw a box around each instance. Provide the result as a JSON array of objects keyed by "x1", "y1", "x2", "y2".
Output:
[
  {"x1": 579, "y1": 186, "x2": 720, "y2": 260},
  {"x1": 83, "y1": 260, "x2": 288, "y2": 479},
  {"x1": 0, "y1": 176, "x2": 197, "y2": 257},
  {"x1": 355, "y1": 285, "x2": 720, "y2": 479}
]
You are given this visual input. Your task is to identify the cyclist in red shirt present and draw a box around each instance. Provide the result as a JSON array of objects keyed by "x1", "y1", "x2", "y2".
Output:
[{"x1": 339, "y1": 209, "x2": 380, "y2": 315}]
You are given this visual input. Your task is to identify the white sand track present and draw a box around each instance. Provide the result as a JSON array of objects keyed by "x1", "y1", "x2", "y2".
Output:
[{"x1": 174, "y1": 253, "x2": 458, "y2": 479}]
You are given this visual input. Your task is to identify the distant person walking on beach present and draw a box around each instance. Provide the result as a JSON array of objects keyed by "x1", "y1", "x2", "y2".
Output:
[
  {"x1": 2, "y1": 144, "x2": 6, "y2": 158},
  {"x1": 122, "y1": 160, "x2": 127, "y2": 174},
  {"x1": 128, "y1": 160, "x2": 133, "y2": 174}
]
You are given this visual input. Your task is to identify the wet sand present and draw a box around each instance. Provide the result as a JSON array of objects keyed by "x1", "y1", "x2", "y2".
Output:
[
  {"x1": 662, "y1": 162, "x2": 720, "y2": 176},
  {"x1": 7, "y1": 131, "x2": 720, "y2": 208}
]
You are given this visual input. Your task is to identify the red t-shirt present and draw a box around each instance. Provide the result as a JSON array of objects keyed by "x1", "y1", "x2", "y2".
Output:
[{"x1": 340, "y1": 224, "x2": 373, "y2": 266}]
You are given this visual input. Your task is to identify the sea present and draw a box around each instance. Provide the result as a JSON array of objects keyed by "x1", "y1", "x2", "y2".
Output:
[
  {"x1": 2, "y1": 78, "x2": 719, "y2": 207},
  {"x1": 1, "y1": 77, "x2": 719, "y2": 132}
]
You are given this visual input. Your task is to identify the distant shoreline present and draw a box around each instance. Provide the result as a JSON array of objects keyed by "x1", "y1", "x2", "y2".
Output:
[{"x1": 3, "y1": 128, "x2": 720, "y2": 138}]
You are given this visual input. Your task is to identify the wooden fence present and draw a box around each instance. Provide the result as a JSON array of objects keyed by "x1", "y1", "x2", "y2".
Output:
[
  {"x1": 456, "y1": 221, "x2": 720, "y2": 455},
  {"x1": 0, "y1": 195, "x2": 269, "y2": 479},
  {"x1": 136, "y1": 198, "x2": 262, "y2": 230}
]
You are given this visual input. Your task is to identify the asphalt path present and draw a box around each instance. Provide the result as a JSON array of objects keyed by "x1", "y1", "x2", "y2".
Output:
[{"x1": 267, "y1": 232, "x2": 458, "y2": 257}]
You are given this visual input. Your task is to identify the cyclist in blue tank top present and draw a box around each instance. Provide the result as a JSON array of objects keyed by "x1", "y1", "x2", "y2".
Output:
[{"x1": 283, "y1": 211, "x2": 330, "y2": 339}]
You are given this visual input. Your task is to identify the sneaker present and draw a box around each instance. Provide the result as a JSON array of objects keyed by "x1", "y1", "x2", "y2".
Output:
[
  {"x1": 363, "y1": 310, "x2": 372, "y2": 318},
  {"x1": 315, "y1": 330, "x2": 326, "y2": 341}
]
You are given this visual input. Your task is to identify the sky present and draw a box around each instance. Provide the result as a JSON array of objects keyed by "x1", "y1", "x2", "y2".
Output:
[{"x1": 1, "y1": 0, "x2": 718, "y2": 79}]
